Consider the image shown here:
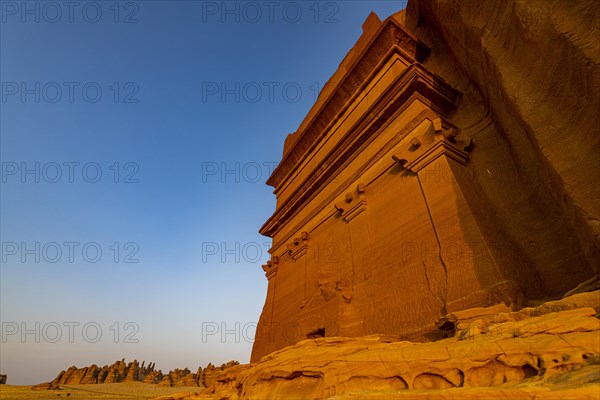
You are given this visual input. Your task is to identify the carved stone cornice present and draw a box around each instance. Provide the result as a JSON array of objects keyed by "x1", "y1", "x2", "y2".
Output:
[
  {"x1": 260, "y1": 64, "x2": 462, "y2": 238},
  {"x1": 264, "y1": 109, "x2": 441, "y2": 253},
  {"x1": 266, "y1": 17, "x2": 430, "y2": 190},
  {"x1": 262, "y1": 256, "x2": 279, "y2": 280},
  {"x1": 334, "y1": 184, "x2": 367, "y2": 222}
]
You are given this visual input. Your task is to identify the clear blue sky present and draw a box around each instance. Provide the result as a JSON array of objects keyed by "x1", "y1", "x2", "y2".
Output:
[{"x1": 0, "y1": 0, "x2": 406, "y2": 384}]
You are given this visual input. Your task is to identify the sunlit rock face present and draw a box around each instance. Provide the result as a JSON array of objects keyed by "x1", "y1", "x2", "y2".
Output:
[{"x1": 251, "y1": 0, "x2": 599, "y2": 363}]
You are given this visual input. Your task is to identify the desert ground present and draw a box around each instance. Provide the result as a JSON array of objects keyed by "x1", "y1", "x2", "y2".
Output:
[{"x1": 0, "y1": 383, "x2": 194, "y2": 400}]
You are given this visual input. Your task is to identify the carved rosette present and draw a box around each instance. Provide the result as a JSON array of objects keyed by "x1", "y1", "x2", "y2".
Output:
[{"x1": 334, "y1": 184, "x2": 367, "y2": 222}]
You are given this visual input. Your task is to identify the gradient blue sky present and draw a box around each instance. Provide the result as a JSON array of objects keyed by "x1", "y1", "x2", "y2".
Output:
[{"x1": 0, "y1": 0, "x2": 406, "y2": 384}]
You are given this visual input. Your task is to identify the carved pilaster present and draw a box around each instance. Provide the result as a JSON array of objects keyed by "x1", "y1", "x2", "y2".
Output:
[{"x1": 333, "y1": 183, "x2": 372, "y2": 285}]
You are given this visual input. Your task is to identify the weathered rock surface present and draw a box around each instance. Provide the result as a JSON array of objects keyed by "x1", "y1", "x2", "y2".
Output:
[
  {"x1": 200, "y1": 362, "x2": 241, "y2": 389},
  {"x1": 159, "y1": 292, "x2": 600, "y2": 399},
  {"x1": 144, "y1": 369, "x2": 164, "y2": 384},
  {"x1": 35, "y1": 359, "x2": 239, "y2": 389},
  {"x1": 124, "y1": 359, "x2": 140, "y2": 382},
  {"x1": 158, "y1": 369, "x2": 191, "y2": 387}
]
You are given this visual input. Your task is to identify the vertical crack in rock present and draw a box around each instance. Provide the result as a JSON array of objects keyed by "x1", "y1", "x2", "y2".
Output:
[{"x1": 417, "y1": 174, "x2": 449, "y2": 316}]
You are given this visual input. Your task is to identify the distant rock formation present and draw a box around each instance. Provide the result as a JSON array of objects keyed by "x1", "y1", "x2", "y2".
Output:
[
  {"x1": 35, "y1": 359, "x2": 239, "y2": 389},
  {"x1": 0, "y1": 374, "x2": 6, "y2": 384},
  {"x1": 31, "y1": 382, "x2": 59, "y2": 391}
]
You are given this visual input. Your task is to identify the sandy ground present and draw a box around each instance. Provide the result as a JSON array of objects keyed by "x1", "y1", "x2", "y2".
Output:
[{"x1": 0, "y1": 383, "x2": 199, "y2": 400}]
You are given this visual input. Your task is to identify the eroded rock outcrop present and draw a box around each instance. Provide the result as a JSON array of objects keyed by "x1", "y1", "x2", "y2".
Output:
[
  {"x1": 160, "y1": 291, "x2": 600, "y2": 399},
  {"x1": 31, "y1": 382, "x2": 59, "y2": 391},
  {"x1": 36, "y1": 359, "x2": 239, "y2": 389}
]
